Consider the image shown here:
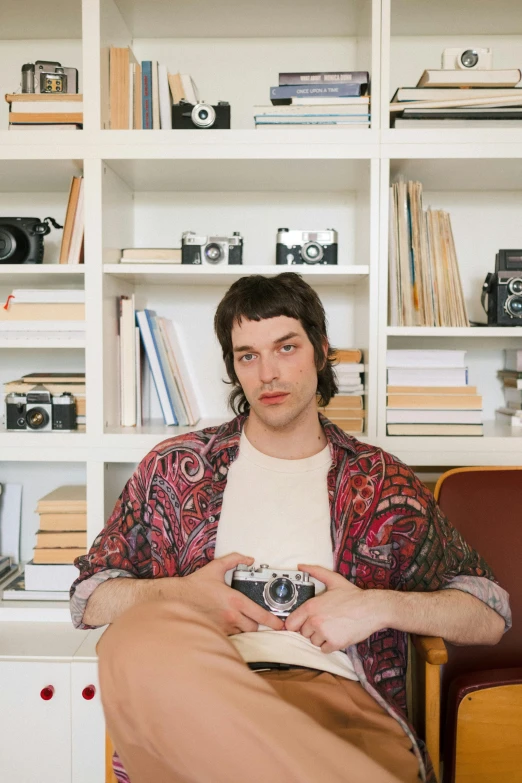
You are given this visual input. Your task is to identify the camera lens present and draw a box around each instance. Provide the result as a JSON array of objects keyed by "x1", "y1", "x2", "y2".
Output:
[
  {"x1": 508, "y1": 278, "x2": 522, "y2": 295},
  {"x1": 0, "y1": 225, "x2": 30, "y2": 264},
  {"x1": 264, "y1": 577, "x2": 297, "y2": 612},
  {"x1": 506, "y1": 296, "x2": 522, "y2": 318},
  {"x1": 301, "y1": 241, "x2": 324, "y2": 264},
  {"x1": 460, "y1": 50, "x2": 479, "y2": 68},
  {"x1": 26, "y1": 407, "x2": 49, "y2": 430},
  {"x1": 191, "y1": 103, "x2": 217, "y2": 128},
  {"x1": 204, "y1": 243, "x2": 224, "y2": 264}
]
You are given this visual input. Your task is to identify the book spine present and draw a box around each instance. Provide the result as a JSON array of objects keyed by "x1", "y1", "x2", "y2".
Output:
[
  {"x1": 142, "y1": 61, "x2": 152, "y2": 130},
  {"x1": 279, "y1": 71, "x2": 369, "y2": 86},
  {"x1": 270, "y1": 83, "x2": 362, "y2": 100},
  {"x1": 137, "y1": 310, "x2": 178, "y2": 425}
]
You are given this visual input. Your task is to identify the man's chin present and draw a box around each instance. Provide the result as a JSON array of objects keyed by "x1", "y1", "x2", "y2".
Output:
[{"x1": 250, "y1": 401, "x2": 300, "y2": 429}]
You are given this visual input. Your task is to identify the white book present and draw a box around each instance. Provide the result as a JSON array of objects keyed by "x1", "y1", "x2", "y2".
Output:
[
  {"x1": 394, "y1": 87, "x2": 522, "y2": 103},
  {"x1": 256, "y1": 118, "x2": 369, "y2": 126},
  {"x1": 417, "y1": 69, "x2": 522, "y2": 88},
  {"x1": 9, "y1": 101, "x2": 84, "y2": 113},
  {"x1": 254, "y1": 104, "x2": 369, "y2": 116},
  {"x1": 120, "y1": 295, "x2": 137, "y2": 427},
  {"x1": 10, "y1": 289, "x2": 85, "y2": 304},
  {"x1": 158, "y1": 64, "x2": 172, "y2": 129},
  {"x1": 150, "y1": 316, "x2": 188, "y2": 426},
  {"x1": 386, "y1": 409, "x2": 482, "y2": 425},
  {"x1": 151, "y1": 60, "x2": 160, "y2": 129},
  {"x1": 292, "y1": 96, "x2": 369, "y2": 106},
  {"x1": 387, "y1": 367, "x2": 468, "y2": 386},
  {"x1": 387, "y1": 350, "x2": 466, "y2": 368},
  {"x1": 0, "y1": 484, "x2": 22, "y2": 563},
  {"x1": 394, "y1": 119, "x2": 522, "y2": 128},
  {"x1": 67, "y1": 177, "x2": 84, "y2": 264},
  {"x1": 135, "y1": 326, "x2": 142, "y2": 427},
  {"x1": 504, "y1": 350, "x2": 522, "y2": 372},
  {"x1": 9, "y1": 124, "x2": 82, "y2": 130},
  {"x1": 180, "y1": 74, "x2": 199, "y2": 104},
  {"x1": 159, "y1": 318, "x2": 201, "y2": 425},
  {"x1": 0, "y1": 320, "x2": 85, "y2": 331},
  {"x1": 504, "y1": 387, "x2": 522, "y2": 405},
  {"x1": 24, "y1": 561, "x2": 77, "y2": 592}
]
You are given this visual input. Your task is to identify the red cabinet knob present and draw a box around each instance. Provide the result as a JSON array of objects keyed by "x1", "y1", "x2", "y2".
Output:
[
  {"x1": 40, "y1": 685, "x2": 55, "y2": 701},
  {"x1": 82, "y1": 685, "x2": 96, "y2": 700}
]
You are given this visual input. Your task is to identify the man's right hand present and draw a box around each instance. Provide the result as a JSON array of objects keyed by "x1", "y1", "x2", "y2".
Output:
[{"x1": 163, "y1": 552, "x2": 285, "y2": 635}]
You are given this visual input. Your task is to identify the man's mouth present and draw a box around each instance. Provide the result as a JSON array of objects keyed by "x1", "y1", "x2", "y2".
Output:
[{"x1": 259, "y1": 392, "x2": 289, "y2": 405}]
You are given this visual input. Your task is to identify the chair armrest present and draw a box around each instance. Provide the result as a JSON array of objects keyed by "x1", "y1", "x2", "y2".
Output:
[{"x1": 411, "y1": 634, "x2": 448, "y2": 666}]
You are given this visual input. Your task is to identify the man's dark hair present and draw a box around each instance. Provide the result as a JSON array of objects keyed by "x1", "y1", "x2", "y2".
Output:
[{"x1": 214, "y1": 272, "x2": 338, "y2": 415}]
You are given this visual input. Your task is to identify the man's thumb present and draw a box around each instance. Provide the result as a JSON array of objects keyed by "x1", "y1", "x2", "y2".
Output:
[{"x1": 212, "y1": 552, "x2": 254, "y2": 574}]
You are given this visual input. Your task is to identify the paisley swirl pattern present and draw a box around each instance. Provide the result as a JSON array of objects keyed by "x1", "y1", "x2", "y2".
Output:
[{"x1": 71, "y1": 414, "x2": 511, "y2": 783}]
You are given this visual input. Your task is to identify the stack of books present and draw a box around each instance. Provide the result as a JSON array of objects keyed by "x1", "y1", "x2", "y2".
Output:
[
  {"x1": 120, "y1": 247, "x2": 181, "y2": 264},
  {"x1": 386, "y1": 350, "x2": 483, "y2": 436},
  {"x1": 0, "y1": 288, "x2": 85, "y2": 345},
  {"x1": 3, "y1": 373, "x2": 86, "y2": 430},
  {"x1": 320, "y1": 349, "x2": 365, "y2": 433},
  {"x1": 5, "y1": 92, "x2": 83, "y2": 130},
  {"x1": 389, "y1": 180, "x2": 469, "y2": 327},
  {"x1": 108, "y1": 45, "x2": 198, "y2": 129},
  {"x1": 60, "y1": 175, "x2": 84, "y2": 264},
  {"x1": 2, "y1": 486, "x2": 87, "y2": 601},
  {"x1": 390, "y1": 67, "x2": 522, "y2": 128},
  {"x1": 118, "y1": 296, "x2": 200, "y2": 428},
  {"x1": 255, "y1": 71, "x2": 370, "y2": 129},
  {"x1": 496, "y1": 350, "x2": 522, "y2": 429}
]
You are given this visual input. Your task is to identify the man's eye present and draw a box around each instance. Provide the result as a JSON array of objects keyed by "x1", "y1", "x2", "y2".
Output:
[
  {"x1": 281, "y1": 344, "x2": 295, "y2": 353},
  {"x1": 241, "y1": 353, "x2": 255, "y2": 362}
]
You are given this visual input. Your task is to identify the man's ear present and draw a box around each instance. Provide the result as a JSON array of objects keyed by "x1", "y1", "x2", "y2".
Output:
[{"x1": 319, "y1": 338, "x2": 329, "y2": 371}]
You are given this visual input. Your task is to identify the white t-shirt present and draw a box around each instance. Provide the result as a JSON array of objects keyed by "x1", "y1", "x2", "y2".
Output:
[{"x1": 214, "y1": 430, "x2": 357, "y2": 681}]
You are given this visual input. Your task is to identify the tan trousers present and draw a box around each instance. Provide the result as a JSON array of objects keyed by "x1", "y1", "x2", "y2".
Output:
[{"x1": 98, "y1": 600, "x2": 421, "y2": 783}]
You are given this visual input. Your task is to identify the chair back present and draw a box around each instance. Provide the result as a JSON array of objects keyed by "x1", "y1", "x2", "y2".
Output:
[{"x1": 434, "y1": 467, "x2": 522, "y2": 692}]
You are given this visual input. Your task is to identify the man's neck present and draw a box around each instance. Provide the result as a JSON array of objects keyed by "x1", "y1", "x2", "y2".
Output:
[{"x1": 243, "y1": 406, "x2": 327, "y2": 460}]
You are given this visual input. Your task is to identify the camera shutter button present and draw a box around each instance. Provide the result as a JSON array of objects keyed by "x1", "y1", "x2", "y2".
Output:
[{"x1": 302, "y1": 573, "x2": 310, "y2": 582}]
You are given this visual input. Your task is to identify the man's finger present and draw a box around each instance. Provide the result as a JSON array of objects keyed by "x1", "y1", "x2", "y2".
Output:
[
  {"x1": 240, "y1": 596, "x2": 285, "y2": 631},
  {"x1": 233, "y1": 613, "x2": 259, "y2": 634},
  {"x1": 284, "y1": 603, "x2": 310, "y2": 633},
  {"x1": 298, "y1": 563, "x2": 344, "y2": 588},
  {"x1": 212, "y1": 552, "x2": 254, "y2": 575}
]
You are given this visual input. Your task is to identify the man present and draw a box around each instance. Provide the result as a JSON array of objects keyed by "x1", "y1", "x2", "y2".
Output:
[{"x1": 71, "y1": 272, "x2": 511, "y2": 783}]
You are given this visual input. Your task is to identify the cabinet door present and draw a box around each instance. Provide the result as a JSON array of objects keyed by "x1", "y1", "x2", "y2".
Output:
[
  {"x1": 0, "y1": 660, "x2": 71, "y2": 783},
  {"x1": 71, "y1": 661, "x2": 105, "y2": 783}
]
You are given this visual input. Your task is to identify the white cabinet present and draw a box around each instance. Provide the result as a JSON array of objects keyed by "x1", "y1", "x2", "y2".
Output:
[{"x1": 72, "y1": 629, "x2": 106, "y2": 783}]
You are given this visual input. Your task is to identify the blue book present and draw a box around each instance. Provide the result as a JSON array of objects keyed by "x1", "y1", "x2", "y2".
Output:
[
  {"x1": 141, "y1": 61, "x2": 153, "y2": 129},
  {"x1": 270, "y1": 83, "x2": 363, "y2": 101},
  {"x1": 136, "y1": 309, "x2": 178, "y2": 425}
]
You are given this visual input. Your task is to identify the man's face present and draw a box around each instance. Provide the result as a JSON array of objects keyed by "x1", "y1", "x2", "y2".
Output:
[{"x1": 231, "y1": 315, "x2": 321, "y2": 429}]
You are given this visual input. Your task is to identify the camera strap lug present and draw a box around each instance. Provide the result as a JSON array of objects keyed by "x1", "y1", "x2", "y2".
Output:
[
  {"x1": 34, "y1": 216, "x2": 63, "y2": 236},
  {"x1": 481, "y1": 272, "x2": 493, "y2": 315}
]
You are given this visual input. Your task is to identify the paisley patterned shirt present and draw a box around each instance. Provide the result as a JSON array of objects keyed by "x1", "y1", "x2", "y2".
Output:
[{"x1": 71, "y1": 414, "x2": 512, "y2": 783}]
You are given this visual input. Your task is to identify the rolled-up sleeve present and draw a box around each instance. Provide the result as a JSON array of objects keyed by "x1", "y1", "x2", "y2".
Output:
[{"x1": 70, "y1": 451, "x2": 158, "y2": 629}]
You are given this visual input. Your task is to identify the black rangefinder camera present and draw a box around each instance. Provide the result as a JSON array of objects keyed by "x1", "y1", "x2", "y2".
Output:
[
  {"x1": 482, "y1": 249, "x2": 522, "y2": 325},
  {"x1": 276, "y1": 229, "x2": 338, "y2": 265},
  {"x1": 181, "y1": 231, "x2": 243, "y2": 265},
  {"x1": 172, "y1": 100, "x2": 231, "y2": 129},
  {"x1": 5, "y1": 387, "x2": 77, "y2": 431},
  {"x1": 231, "y1": 564, "x2": 315, "y2": 617}
]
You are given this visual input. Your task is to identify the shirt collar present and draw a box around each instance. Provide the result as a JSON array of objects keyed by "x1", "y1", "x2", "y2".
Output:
[{"x1": 208, "y1": 411, "x2": 357, "y2": 464}]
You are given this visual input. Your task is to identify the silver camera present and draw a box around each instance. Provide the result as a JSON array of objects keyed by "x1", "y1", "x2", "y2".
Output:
[
  {"x1": 231, "y1": 564, "x2": 315, "y2": 617},
  {"x1": 21, "y1": 61, "x2": 79, "y2": 94},
  {"x1": 5, "y1": 386, "x2": 77, "y2": 431},
  {"x1": 181, "y1": 231, "x2": 243, "y2": 265},
  {"x1": 276, "y1": 228, "x2": 338, "y2": 265},
  {"x1": 442, "y1": 48, "x2": 492, "y2": 71}
]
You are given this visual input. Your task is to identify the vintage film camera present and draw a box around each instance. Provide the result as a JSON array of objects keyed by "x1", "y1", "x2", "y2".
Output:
[
  {"x1": 442, "y1": 47, "x2": 492, "y2": 71},
  {"x1": 482, "y1": 250, "x2": 522, "y2": 325},
  {"x1": 0, "y1": 217, "x2": 63, "y2": 265},
  {"x1": 181, "y1": 231, "x2": 243, "y2": 265},
  {"x1": 276, "y1": 229, "x2": 338, "y2": 266},
  {"x1": 231, "y1": 564, "x2": 315, "y2": 618},
  {"x1": 172, "y1": 100, "x2": 231, "y2": 129},
  {"x1": 5, "y1": 386, "x2": 77, "y2": 432},
  {"x1": 21, "y1": 61, "x2": 79, "y2": 94}
]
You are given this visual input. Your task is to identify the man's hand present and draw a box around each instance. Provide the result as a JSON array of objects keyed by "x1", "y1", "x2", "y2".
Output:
[
  {"x1": 284, "y1": 564, "x2": 387, "y2": 654},
  {"x1": 168, "y1": 552, "x2": 285, "y2": 636}
]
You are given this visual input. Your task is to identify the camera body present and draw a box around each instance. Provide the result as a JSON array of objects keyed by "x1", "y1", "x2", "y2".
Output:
[
  {"x1": 276, "y1": 229, "x2": 338, "y2": 265},
  {"x1": 0, "y1": 217, "x2": 47, "y2": 264},
  {"x1": 21, "y1": 60, "x2": 79, "y2": 94},
  {"x1": 181, "y1": 231, "x2": 243, "y2": 265},
  {"x1": 172, "y1": 101, "x2": 231, "y2": 129},
  {"x1": 442, "y1": 47, "x2": 492, "y2": 71},
  {"x1": 5, "y1": 387, "x2": 77, "y2": 432},
  {"x1": 231, "y1": 564, "x2": 315, "y2": 617},
  {"x1": 482, "y1": 250, "x2": 522, "y2": 326}
]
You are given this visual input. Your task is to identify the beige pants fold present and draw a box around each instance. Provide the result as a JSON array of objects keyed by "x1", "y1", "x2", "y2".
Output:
[{"x1": 97, "y1": 600, "x2": 421, "y2": 783}]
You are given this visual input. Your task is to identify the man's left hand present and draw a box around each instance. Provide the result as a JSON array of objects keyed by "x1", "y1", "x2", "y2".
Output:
[{"x1": 284, "y1": 564, "x2": 389, "y2": 653}]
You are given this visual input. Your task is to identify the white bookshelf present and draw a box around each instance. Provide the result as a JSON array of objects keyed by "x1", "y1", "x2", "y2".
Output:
[{"x1": 2, "y1": 0, "x2": 522, "y2": 623}]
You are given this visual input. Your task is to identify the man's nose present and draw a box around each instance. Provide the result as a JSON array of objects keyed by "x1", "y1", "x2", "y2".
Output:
[{"x1": 258, "y1": 355, "x2": 279, "y2": 384}]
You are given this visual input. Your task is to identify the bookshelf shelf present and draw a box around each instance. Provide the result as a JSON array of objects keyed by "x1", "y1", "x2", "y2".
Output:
[
  {"x1": 103, "y1": 264, "x2": 370, "y2": 286},
  {"x1": 386, "y1": 327, "x2": 522, "y2": 337},
  {"x1": 0, "y1": 266, "x2": 84, "y2": 286},
  {"x1": 0, "y1": 338, "x2": 85, "y2": 349}
]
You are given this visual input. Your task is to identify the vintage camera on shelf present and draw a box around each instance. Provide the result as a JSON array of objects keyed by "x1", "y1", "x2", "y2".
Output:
[
  {"x1": 181, "y1": 231, "x2": 243, "y2": 265},
  {"x1": 441, "y1": 47, "x2": 493, "y2": 71},
  {"x1": 172, "y1": 100, "x2": 231, "y2": 129},
  {"x1": 231, "y1": 564, "x2": 315, "y2": 618},
  {"x1": 276, "y1": 229, "x2": 338, "y2": 266},
  {"x1": 482, "y1": 250, "x2": 522, "y2": 326},
  {"x1": 0, "y1": 217, "x2": 63, "y2": 265},
  {"x1": 5, "y1": 386, "x2": 77, "y2": 432},
  {"x1": 21, "y1": 60, "x2": 79, "y2": 94}
]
